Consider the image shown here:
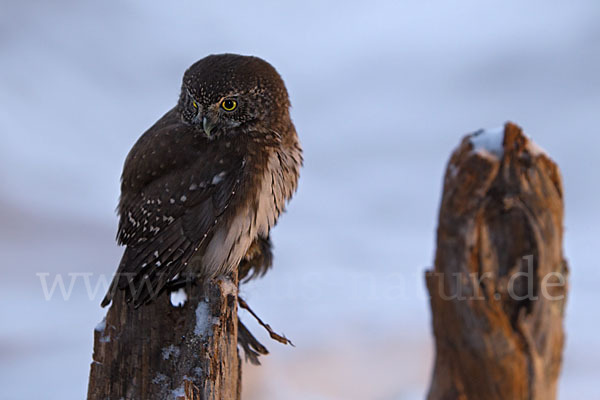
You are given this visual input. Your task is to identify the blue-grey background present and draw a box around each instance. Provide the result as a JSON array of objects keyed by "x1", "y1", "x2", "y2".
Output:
[{"x1": 1, "y1": 1, "x2": 598, "y2": 399}]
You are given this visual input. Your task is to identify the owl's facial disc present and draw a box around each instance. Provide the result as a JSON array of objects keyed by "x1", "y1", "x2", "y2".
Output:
[
  {"x1": 195, "y1": 95, "x2": 248, "y2": 138},
  {"x1": 197, "y1": 106, "x2": 231, "y2": 139},
  {"x1": 181, "y1": 85, "x2": 259, "y2": 138}
]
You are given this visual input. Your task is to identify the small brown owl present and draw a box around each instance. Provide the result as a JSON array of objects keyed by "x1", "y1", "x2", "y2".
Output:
[{"x1": 102, "y1": 54, "x2": 302, "y2": 308}]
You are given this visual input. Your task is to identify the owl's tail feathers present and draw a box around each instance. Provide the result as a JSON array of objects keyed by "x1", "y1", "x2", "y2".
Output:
[{"x1": 238, "y1": 320, "x2": 269, "y2": 365}]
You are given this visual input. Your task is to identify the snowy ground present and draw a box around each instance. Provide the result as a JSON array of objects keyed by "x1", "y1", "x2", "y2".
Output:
[{"x1": 1, "y1": 1, "x2": 599, "y2": 399}]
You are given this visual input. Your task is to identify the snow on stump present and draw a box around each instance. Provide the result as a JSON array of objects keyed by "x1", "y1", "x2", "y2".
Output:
[
  {"x1": 87, "y1": 275, "x2": 240, "y2": 400},
  {"x1": 425, "y1": 122, "x2": 568, "y2": 400}
]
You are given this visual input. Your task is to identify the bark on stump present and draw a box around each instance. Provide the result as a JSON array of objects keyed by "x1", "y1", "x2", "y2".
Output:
[
  {"x1": 87, "y1": 276, "x2": 240, "y2": 400},
  {"x1": 425, "y1": 122, "x2": 568, "y2": 400}
]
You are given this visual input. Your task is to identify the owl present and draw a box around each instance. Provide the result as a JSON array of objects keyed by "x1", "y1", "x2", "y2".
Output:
[{"x1": 101, "y1": 54, "x2": 302, "y2": 308}]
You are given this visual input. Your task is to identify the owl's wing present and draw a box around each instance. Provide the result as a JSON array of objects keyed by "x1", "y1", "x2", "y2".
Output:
[{"x1": 102, "y1": 126, "x2": 246, "y2": 307}]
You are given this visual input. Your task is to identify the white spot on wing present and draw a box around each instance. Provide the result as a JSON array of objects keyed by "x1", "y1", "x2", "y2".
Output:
[{"x1": 211, "y1": 171, "x2": 227, "y2": 185}]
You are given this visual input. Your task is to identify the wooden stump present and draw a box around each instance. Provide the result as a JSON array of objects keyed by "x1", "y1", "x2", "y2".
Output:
[
  {"x1": 425, "y1": 122, "x2": 568, "y2": 400},
  {"x1": 87, "y1": 276, "x2": 240, "y2": 400}
]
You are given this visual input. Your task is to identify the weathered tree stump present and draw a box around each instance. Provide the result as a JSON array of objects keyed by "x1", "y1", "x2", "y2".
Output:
[
  {"x1": 425, "y1": 122, "x2": 568, "y2": 400},
  {"x1": 87, "y1": 275, "x2": 240, "y2": 400}
]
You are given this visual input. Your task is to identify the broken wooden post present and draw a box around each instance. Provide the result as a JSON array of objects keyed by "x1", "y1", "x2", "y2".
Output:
[
  {"x1": 87, "y1": 275, "x2": 240, "y2": 400},
  {"x1": 425, "y1": 122, "x2": 568, "y2": 400}
]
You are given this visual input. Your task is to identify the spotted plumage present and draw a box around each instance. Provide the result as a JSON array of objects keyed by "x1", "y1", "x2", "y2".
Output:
[{"x1": 102, "y1": 54, "x2": 302, "y2": 308}]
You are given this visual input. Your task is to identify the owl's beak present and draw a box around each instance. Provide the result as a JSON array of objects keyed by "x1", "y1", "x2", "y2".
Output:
[{"x1": 202, "y1": 116, "x2": 216, "y2": 137}]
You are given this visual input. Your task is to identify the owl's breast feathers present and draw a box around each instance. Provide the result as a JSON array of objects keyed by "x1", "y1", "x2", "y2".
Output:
[{"x1": 102, "y1": 109, "x2": 301, "y2": 307}]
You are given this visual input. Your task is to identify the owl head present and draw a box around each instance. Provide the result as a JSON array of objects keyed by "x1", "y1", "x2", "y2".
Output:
[{"x1": 178, "y1": 54, "x2": 291, "y2": 138}]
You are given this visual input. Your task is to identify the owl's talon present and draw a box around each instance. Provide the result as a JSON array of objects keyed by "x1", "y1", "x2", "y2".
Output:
[{"x1": 238, "y1": 297, "x2": 294, "y2": 347}]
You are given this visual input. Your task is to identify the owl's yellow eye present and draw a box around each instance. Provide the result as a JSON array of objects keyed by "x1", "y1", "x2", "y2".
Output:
[
  {"x1": 192, "y1": 101, "x2": 198, "y2": 109},
  {"x1": 221, "y1": 99, "x2": 237, "y2": 112}
]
